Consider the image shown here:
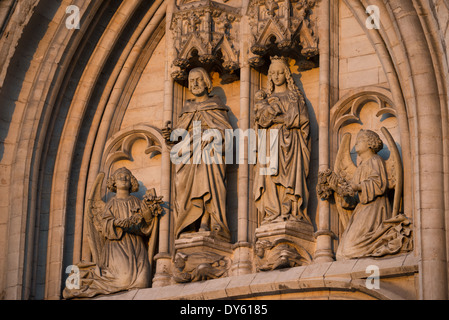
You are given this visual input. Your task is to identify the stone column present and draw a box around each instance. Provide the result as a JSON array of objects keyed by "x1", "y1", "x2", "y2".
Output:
[
  {"x1": 237, "y1": 67, "x2": 250, "y2": 244},
  {"x1": 314, "y1": 0, "x2": 334, "y2": 263},
  {"x1": 152, "y1": 0, "x2": 175, "y2": 288},
  {"x1": 231, "y1": 10, "x2": 253, "y2": 275}
]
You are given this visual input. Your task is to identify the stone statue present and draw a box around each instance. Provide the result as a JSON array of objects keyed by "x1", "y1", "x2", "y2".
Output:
[
  {"x1": 63, "y1": 167, "x2": 162, "y2": 299},
  {"x1": 162, "y1": 67, "x2": 233, "y2": 240},
  {"x1": 318, "y1": 128, "x2": 412, "y2": 260},
  {"x1": 253, "y1": 56, "x2": 312, "y2": 225}
]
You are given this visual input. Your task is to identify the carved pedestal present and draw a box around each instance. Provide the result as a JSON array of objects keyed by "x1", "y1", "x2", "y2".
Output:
[
  {"x1": 172, "y1": 232, "x2": 233, "y2": 283},
  {"x1": 254, "y1": 220, "x2": 314, "y2": 272}
]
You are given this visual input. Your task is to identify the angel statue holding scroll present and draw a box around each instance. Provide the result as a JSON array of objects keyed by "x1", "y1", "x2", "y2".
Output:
[
  {"x1": 63, "y1": 167, "x2": 162, "y2": 299},
  {"x1": 317, "y1": 128, "x2": 412, "y2": 260}
]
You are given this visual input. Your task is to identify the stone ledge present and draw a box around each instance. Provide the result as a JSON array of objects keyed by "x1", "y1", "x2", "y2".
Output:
[{"x1": 93, "y1": 253, "x2": 418, "y2": 300}]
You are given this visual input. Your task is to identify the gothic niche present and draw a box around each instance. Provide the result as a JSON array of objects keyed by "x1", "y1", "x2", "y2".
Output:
[
  {"x1": 247, "y1": 0, "x2": 319, "y2": 71},
  {"x1": 318, "y1": 91, "x2": 413, "y2": 260},
  {"x1": 170, "y1": 0, "x2": 241, "y2": 82}
]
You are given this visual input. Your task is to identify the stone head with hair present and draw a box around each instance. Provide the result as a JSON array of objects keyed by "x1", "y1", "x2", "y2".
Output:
[
  {"x1": 267, "y1": 56, "x2": 303, "y2": 99},
  {"x1": 188, "y1": 67, "x2": 213, "y2": 96},
  {"x1": 106, "y1": 167, "x2": 139, "y2": 193},
  {"x1": 356, "y1": 129, "x2": 384, "y2": 154}
]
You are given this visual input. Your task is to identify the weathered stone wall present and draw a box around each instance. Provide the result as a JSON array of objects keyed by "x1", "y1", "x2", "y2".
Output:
[{"x1": 339, "y1": 1, "x2": 388, "y2": 96}]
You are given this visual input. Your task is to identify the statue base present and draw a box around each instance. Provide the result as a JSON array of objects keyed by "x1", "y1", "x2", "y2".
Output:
[
  {"x1": 254, "y1": 220, "x2": 315, "y2": 272},
  {"x1": 177, "y1": 230, "x2": 231, "y2": 249},
  {"x1": 172, "y1": 232, "x2": 233, "y2": 283}
]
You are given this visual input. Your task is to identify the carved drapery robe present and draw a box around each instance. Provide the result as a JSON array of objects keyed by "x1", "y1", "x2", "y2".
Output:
[
  {"x1": 173, "y1": 95, "x2": 233, "y2": 239},
  {"x1": 254, "y1": 90, "x2": 311, "y2": 224},
  {"x1": 63, "y1": 196, "x2": 155, "y2": 299},
  {"x1": 336, "y1": 154, "x2": 403, "y2": 260}
]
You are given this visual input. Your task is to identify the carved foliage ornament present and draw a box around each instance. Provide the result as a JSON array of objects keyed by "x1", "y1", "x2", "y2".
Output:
[
  {"x1": 171, "y1": 0, "x2": 241, "y2": 81},
  {"x1": 254, "y1": 239, "x2": 312, "y2": 272},
  {"x1": 172, "y1": 251, "x2": 231, "y2": 283}
]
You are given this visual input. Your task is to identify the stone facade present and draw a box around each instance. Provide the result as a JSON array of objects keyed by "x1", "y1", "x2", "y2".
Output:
[{"x1": 0, "y1": 0, "x2": 448, "y2": 300}]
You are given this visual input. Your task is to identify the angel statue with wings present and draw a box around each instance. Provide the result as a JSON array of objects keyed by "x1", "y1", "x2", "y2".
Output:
[
  {"x1": 63, "y1": 167, "x2": 162, "y2": 299},
  {"x1": 317, "y1": 128, "x2": 412, "y2": 260}
]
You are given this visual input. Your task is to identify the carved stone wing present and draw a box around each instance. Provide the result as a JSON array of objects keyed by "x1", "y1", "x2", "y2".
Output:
[
  {"x1": 334, "y1": 133, "x2": 358, "y2": 229},
  {"x1": 381, "y1": 127, "x2": 403, "y2": 216},
  {"x1": 335, "y1": 133, "x2": 357, "y2": 180},
  {"x1": 85, "y1": 172, "x2": 106, "y2": 264}
]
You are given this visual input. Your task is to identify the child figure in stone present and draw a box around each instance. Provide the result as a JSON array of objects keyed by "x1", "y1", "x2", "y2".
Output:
[{"x1": 254, "y1": 89, "x2": 282, "y2": 126}]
